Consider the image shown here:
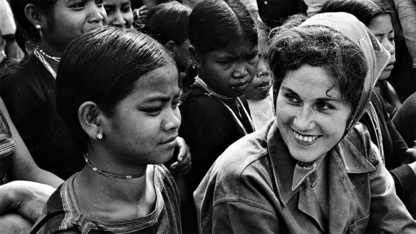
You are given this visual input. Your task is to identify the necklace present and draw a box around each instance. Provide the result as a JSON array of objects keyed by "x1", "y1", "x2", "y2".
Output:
[
  {"x1": 83, "y1": 153, "x2": 146, "y2": 179},
  {"x1": 36, "y1": 46, "x2": 61, "y2": 62},
  {"x1": 194, "y1": 76, "x2": 256, "y2": 134},
  {"x1": 33, "y1": 48, "x2": 57, "y2": 79}
]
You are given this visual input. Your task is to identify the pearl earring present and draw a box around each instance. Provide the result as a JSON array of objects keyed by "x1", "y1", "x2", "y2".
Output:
[{"x1": 96, "y1": 132, "x2": 103, "y2": 140}]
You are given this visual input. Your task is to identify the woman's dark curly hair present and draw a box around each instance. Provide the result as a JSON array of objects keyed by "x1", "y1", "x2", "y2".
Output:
[{"x1": 267, "y1": 24, "x2": 368, "y2": 116}]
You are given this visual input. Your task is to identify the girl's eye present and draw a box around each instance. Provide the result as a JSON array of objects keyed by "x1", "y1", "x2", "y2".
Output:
[
  {"x1": 143, "y1": 108, "x2": 162, "y2": 116},
  {"x1": 172, "y1": 100, "x2": 182, "y2": 109},
  {"x1": 121, "y1": 5, "x2": 132, "y2": 12},
  {"x1": 389, "y1": 37, "x2": 395, "y2": 43},
  {"x1": 96, "y1": 0, "x2": 104, "y2": 7},
  {"x1": 104, "y1": 7, "x2": 114, "y2": 15},
  {"x1": 70, "y1": 2, "x2": 85, "y2": 9}
]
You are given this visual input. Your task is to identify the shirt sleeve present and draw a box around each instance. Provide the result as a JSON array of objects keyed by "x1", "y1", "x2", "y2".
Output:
[
  {"x1": 0, "y1": 0, "x2": 16, "y2": 36},
  {"x1": 366, "y1": 141, "x2": 416, "y2": 233}
]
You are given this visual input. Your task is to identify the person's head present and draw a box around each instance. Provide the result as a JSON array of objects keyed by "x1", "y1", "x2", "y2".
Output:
[
  {"x1": 188, "y1": 0, "x2": 259, "y2": 97},
  {"x1": 11, "y1": 0, "x2": 106, "y2": 54},
  {"x1": 56, "y1": 26, "x2": 180, "y2": 166},
  {"x1": 320, "y1": 0, "x2": 395, "y2": 81},
  {"x1": 267, "y1": 12, "x2": 389, "y2": 163},
  {"x1": 146, "y1": 2, "x2": 192, "y2": 73},
  {"x1": 245, "y1": 21, "x2": 272, "y2": 101},
  {"x1": 103, "y1": 0, "x2": 134, "y2": 28}
]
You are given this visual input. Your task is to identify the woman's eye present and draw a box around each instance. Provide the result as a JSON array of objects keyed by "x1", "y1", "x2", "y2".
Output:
[
  {"x1": 285, "y1": 93, "x2": 301, "y2": 105},
  {"x1": 316, "y1": 102, "x2": 334, "y2": 111}
]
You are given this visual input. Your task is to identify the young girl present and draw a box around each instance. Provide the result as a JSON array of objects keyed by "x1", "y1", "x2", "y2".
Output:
[
  {"x1": 179, "y1": 0, "x2": 259, "y2": 231},
  {"x1": 31, "y1": 26, "x2": 182, "y2": 233},
  {"x1": 2, "y1": 0, "x2": 106, "y2": 179},
  {"x1": 244, "y1": 21, "x2": 274, "y2": 129}
]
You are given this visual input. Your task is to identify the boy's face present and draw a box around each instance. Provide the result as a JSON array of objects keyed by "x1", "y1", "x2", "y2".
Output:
[{"x1": 100, "y1": 64, "x2": 182, "y2": 167}]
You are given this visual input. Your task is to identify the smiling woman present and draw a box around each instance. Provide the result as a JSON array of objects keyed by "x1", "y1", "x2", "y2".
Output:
[{"x1": 194, "y1": 12, "x2": 416, "y2": 233}]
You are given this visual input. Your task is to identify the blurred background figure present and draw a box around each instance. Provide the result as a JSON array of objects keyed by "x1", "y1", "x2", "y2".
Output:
[{"x1": 0, "y1": 0, "x2": 24, "y2": 71}]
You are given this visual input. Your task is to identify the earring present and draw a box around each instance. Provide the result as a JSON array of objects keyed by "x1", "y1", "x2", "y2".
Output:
[
  {"x1": 35, "y1": 25, "x2": 44, "y2": 38},
  {"x1": 96, "y1": 132, "x2": 103, "y2": 140}
]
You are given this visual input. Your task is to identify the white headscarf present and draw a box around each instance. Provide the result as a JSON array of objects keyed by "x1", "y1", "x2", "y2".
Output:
[{"x1": 300, "y1": 12, "x2": 390, "y2": 133}]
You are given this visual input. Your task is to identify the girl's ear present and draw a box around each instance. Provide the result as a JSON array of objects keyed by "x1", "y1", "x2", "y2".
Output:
[
  {"x1": 78, "y1": 101, "x2": 104, "y2": 140},
  {"x1": 165, "y1": 40, "x2": 176, "y2": 54},
  {"x1": 189, "y1": 45, "x2": 201, "y2": 65},
  {"x1": 24, "y1": 4, "x2": 44, "y2": 31}
]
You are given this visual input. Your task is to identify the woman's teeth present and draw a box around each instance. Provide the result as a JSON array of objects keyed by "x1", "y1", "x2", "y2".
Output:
[{"x1": 293, "y1": 131, "x2": 319, "y2": 143}]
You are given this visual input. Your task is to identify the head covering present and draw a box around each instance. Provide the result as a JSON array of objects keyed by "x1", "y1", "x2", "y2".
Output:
[
  {"x1": 291, "y1": 12, "x2": 390, "y2": 191},
  {"x1": 300, "y1": 12, "x2": 390, "y2": 134}
]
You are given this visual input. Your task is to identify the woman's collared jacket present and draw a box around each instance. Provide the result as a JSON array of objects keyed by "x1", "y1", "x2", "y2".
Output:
[{"x1": 194, "y1": 120, "x2": 416, "y2": 234}]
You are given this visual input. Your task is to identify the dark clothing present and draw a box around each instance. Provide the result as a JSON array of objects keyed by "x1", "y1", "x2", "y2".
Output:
[
  {"x1": 179, "y1": 84, "x2": 254, "y2": 233},
  {"x1": 0, "y1": 54, "x2": 85, "y2": 180},
  {"x1": 195, "y1": 120, "x2": 416, "y2": 233},
  {"x1": 31, "y1": 165, "x2": 181, "y2": 234},
  {"x1": 360, "y1": 91, "x2": 416, "y2": 201},
  {"x1": 257, "y1": 0, "x2": 307, "y2": 29},
  {"x1": 393, "y1": 92, "x2": 416, "y2": 148}
]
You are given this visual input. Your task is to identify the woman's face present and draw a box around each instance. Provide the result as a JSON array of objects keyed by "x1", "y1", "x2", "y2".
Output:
[
  {"x1": 41, "y1": 0, "x2": 106, "y2": 52},
  {"x1": 103, "y1": 0, "x2": 134, "y2": 29},
  {"x1": 245, "y1": 42, "x2": 272, "y2": 101},
  {"x1": 275, "y1": 65, "x2": 352, "y2": 163},
  {"x1": 198, "y1": 38, "x2": 259, "y2": 97},
  {"x1": 101, "y1": 64, "x2": 181, "y2": 166},
  {"x1": 368, "y1": 14, "x2": 396, "y2": 81}
]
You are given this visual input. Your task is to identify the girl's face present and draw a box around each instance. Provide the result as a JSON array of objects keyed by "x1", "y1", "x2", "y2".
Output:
[
  {"x1": 245, "y1": 42, "x2": 272, "y2": 101},
  {"x1": 101, "y1": 64, "x2": 181, "y2": 167},
  {"x1": 198, "y1": 38, "x2": 259, "y2": 97},
  {"x1": 174, "y1": 39, "x2": 192, "y2": 73},
  {"x1": 275, "y1": 65, "x2": 351, "y2": 163},
  {"x1": 368, "y1": 14, "x2": 396, "y2": 81},
  {"x1": 41, "y1": 0, "x2": 106, "y2": 52},
  {"x1": 103, "y1": 0, "x2": 133, "y2": 29}
]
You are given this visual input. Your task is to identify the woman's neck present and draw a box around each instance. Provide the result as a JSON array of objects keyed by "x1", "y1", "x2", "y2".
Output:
[{"x1": 37, "y1": 41, "x2": 62, "y2": 73}]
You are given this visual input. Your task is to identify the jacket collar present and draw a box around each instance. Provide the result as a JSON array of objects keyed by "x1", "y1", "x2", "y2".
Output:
[{"x1": 266, "y1": 120, "x2": 375, "y2": 232}]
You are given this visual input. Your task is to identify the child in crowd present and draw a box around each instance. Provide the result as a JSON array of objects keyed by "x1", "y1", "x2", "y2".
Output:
[
  {"x1": 245, "y1": 21, "x2": 274, "y2": 129},
  {"x1": 31, "y1": 27, "x2": 182, "y2": 233},
  {"x1": 179, "y1": 0, "x2": 259, "y2": 231},
  {"x1": 145, "y1": 2, "x2": 193, "y2": 93},
  {"x1": 321, "y1": 0, "x2": 416, "y2": 218}
]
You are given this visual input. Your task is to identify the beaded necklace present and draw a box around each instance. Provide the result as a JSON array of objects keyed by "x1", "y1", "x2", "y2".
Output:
[{"x1": 84, "y1": 153, "x2": 146, "y2": 179}]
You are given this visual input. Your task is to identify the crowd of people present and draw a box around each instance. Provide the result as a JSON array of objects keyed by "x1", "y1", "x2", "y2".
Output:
[{"x1": 0, "y1": 0, "x2": 415, "y2": 233}]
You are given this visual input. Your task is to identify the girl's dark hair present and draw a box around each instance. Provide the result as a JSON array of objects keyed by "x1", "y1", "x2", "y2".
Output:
[
  {"x1": 267, "y1": 25, "x2": 367, "y2": 115},
  {"x1": 56, "y1": 26, "x2": 174, "y2": 141},
  {"x1": 320, "y1": 0, "x2": 392, "y2": 26},
  {"x1": 10, "y1": 0, "x2": 57, "y2": 42},
  {"x1": 188, "y1": 0, "x2": 258, "y2": 56},
  {"x1": 146, "y1": 1, "x2": 191, "y2": 46}
]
